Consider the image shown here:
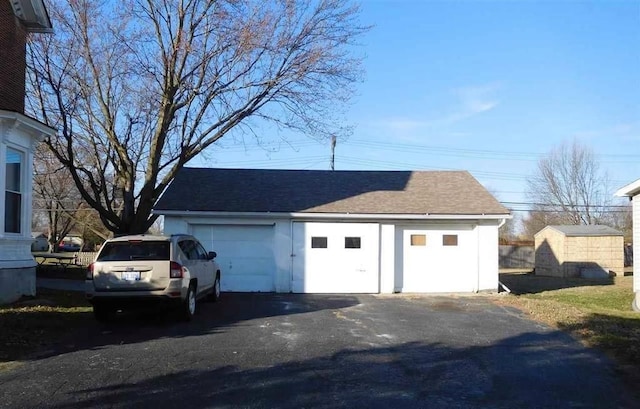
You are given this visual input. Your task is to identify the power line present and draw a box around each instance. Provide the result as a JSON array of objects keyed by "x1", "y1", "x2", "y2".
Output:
[{"x1": 500, "y1": 201, "x2": 630, "y2": 209}]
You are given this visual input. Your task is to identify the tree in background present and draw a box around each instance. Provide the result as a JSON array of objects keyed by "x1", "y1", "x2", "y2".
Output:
[
  {"x1": 32, "y1": 144, "x2": 80, "y2": 251},
  {"x1": 33, "y1": 145, "x2": 112, "y2": 251},
  {"x1": 27, "y1": 0, "x2": 367, "y2": 235},
  {"x1": 526, "y1": 140, "x2": 614, "y2": 229}
]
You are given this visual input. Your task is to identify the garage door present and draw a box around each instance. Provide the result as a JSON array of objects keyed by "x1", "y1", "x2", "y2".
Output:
[
  {"x1": 400, "y1": 226, "x2": 477, "y2": 293},
  {"x1": 292, "y1": 222, "x2": 379, "y2": 293},
  {"x1": 192, "y1": 224, "x2": 276, "y2": 292}
]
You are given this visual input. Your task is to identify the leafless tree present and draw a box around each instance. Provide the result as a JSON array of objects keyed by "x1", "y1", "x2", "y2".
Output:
[
  {"x1": 33, "y1": 144, "x2": 81, "y2": 251},
  {"x1": 526, "y1": 140, "x2": 612, "y2": 227},
  {"x1": 26, "y1": 0, "x2": 367, "y2": 234}
]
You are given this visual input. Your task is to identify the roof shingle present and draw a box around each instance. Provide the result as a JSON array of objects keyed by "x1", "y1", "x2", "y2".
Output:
[
  {"x1": 543, "y1": 225, "x2": 623, "y2": 237},
  {"x1": 154, "y1": 168, "x2": 510, "y2": 216}
]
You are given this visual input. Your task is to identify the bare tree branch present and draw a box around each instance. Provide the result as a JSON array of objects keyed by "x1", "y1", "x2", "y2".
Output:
[
  {"x1": 26, "y1": 0, "x2": 367, "y2": 234},
  {"x1": 526, "y1": 140, "x2": 613, "y2": 231}
]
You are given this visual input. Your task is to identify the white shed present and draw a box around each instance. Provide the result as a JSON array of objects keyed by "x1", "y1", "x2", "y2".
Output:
[
  {"x1": 154, "y1": 168, "x2": 511, "y2": 294},
  {"x1": 616, "y1": 179, "x2": 640, "y2": 310}
]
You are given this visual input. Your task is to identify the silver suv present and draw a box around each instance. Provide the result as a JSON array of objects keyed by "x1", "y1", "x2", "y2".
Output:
[{"x1": 86, "y1": 234, "x2": 221, "y2": 321}]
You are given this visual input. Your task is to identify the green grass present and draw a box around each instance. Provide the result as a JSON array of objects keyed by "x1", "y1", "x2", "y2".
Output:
[
  {"x1": 497, "y1": 272, "x2": 640, "y2": 385},
  {"x1": 0, "y1": 289, "x2": 92, "y2": 367}
]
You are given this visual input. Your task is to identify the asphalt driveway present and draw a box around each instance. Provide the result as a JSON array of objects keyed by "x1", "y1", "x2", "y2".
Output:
[{"x1": 0, "y1": 293, "x2": 634, "y2": 408}]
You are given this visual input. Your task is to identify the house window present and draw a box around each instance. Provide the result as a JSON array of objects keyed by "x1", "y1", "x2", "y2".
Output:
[
  {"x1": 410, "y1": 234, "x2": 426, "y2": 246},
  {"x1": 4, "y1": 148, "x2": 23, "y2": 233},
  {"x1": 443, "y1": 234, "x2": 458, "y2": 246},
  {"x1": 311, "y1": 237, "x2": 327, "y2": 249},
  {"x1": 345, "y1": 237, "x2": 361, "y2": 249}
]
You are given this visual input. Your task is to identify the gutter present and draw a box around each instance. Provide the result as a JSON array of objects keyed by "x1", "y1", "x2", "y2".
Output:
[{"x1": 153, "y1": 210, "x2": 512, "y2": 221}]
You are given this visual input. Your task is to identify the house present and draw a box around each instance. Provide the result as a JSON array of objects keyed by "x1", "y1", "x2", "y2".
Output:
[
  {"x1": 153, "y1": 168, "x2": 511, "y2": 294},
  {"x1": 0, "y1": 0, "x2": 55, "y2": 304},
  {"x1": 534, "y1": 225, "x2": 624, "y2": 278},
  {"x1": 616, "y1": 179, "x2": 640, "y2": 311},
  {"x1": 30, "y1": 232, "x2": 48, "y2": 251}
]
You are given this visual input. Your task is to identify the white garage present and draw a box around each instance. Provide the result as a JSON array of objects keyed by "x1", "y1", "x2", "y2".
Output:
[{"x1": 155, "y1": 168, "x2": 511, "y2": 294}]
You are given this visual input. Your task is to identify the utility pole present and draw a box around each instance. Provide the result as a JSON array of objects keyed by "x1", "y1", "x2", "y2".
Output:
[{"x1": 330, "y1": 135, "x2": 336, "y2": 171}]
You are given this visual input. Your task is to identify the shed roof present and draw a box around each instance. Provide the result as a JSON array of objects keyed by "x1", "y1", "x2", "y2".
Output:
[
  {"x1": 154, "y1": 168, "x2": 510, "y2": 216},
  {"x1": 541, "y1": 225, "x2": 623, "y2": 237}
]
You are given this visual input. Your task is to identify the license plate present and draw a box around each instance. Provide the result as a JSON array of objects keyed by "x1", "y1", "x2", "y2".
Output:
[{"x1": 122, "y1": 271, "x2": 140, "y2": 281}]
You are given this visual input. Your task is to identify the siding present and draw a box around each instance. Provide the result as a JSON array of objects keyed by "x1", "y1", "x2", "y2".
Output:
[{"x1": 535, "y1": 227, "x2": 624, "y2": 278}]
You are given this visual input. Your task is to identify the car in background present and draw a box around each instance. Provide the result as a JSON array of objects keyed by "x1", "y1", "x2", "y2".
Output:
[
  {"x1": 85, "y1": 234, "x2": 221, "y2": 321},
  {"x1": 58, "y1": 236, "x2": 82, "y2": 252}
]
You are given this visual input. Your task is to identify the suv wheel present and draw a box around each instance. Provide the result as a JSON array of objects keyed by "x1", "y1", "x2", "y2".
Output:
[
  {"x1": 181, "y1": 284, "x2": 197, "y2": 321},
  {"x1": 209, "y1": 273, "x2": 220, "y2": 302}
]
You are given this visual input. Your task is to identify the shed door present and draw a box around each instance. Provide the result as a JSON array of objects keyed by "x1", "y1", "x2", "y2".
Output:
[
  {"x1": 192, "y1": 224, "x2": 276, "y2": 292},
  {"x1": 400, "y1": 226, "x2": 477, "y2": 293},
  {"x1": 292, "y1": 222, "x2": 379, "y2": 293}
]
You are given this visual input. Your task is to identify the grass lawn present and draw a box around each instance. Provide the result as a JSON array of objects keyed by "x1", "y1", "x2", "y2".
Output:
[
  {"x1": 0, "y1": 289, "x2": 92, "y2": 370},
  {"x1": 496, "y1": 271, "x2": 640, "y2": 384}
]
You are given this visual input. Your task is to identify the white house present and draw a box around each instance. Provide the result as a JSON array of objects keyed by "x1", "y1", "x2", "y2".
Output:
[
  {"x1": 154, "y1": 168, "x2": 511, "y2": 294},
  {"x1": 0, "y1": 0, "x2": 55, "y2": 304},
  {"x1": 615, "y1": 179, "x2": 640, "y2": 311}
]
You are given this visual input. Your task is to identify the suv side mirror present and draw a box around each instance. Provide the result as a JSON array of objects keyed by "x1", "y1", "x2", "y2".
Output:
[{"x1": 208, "y1": 251, "x2": 217, "y2": 260}]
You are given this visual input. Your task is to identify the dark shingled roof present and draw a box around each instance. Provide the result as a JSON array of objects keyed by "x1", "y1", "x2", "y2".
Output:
[
  {"x1": 545, "y1": 225, "x2": 623, "y2": 237},
  {"x1": 154, "y1": 168, "x2": 510, "y2": 215}
]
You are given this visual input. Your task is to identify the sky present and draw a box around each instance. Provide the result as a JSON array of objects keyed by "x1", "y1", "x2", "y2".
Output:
[{"x1": 193, "y1": 0, "x2": 640, "y2": 218}]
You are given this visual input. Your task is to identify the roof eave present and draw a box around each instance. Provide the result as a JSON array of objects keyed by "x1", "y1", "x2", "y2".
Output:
[
  {"x1": 0, "y1": 110, "x2": 56, "y2": 140},
  {"x1": 10, "y1": 0, "x2": 53, "y2": 33},
  {"x1": 153, "y1": 210, "x2": 512, "y2": 221},
  {"x1": 615, "y1": 179, "x2": 640, "y2": 198}
]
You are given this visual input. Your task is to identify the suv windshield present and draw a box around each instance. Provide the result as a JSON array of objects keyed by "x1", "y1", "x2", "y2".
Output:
[{"x1": 97, "y1": 241, "x2": 170, "y2": 261}]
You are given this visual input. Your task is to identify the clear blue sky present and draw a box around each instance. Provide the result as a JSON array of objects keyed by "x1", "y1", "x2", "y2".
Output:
[{"x1": 194, "y1": 0, "x2": 640, "y2": 213}]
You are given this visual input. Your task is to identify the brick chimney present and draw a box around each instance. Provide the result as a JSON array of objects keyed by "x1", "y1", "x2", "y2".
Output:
[{"x1": 0, "y1": 0, "x2": 28, "y2": 113}]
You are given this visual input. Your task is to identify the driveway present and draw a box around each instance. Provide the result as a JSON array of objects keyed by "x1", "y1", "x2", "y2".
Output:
[{"x1": 0, "y1": 293, "x2": 633, "y2": 408}]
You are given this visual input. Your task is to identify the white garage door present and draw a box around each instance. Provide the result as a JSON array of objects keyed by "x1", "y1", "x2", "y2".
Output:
[
  {"x1": 192, "y1": 224, "x2": 276, "y2": 292},
  {"x1": 292, "y1": 222, "x2": 379, "y2": 293},
  {"x1": 400, "y1": 226, "x2": 477, "y2": 293}
]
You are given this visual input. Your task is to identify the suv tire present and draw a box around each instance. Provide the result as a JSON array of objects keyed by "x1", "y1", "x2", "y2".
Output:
[
  {"x1": 181, "y1": 283, "x2": 197, "y2": 321},
  {"x1": 209, "y1": 273, "x2": 220, "y2": 302}
]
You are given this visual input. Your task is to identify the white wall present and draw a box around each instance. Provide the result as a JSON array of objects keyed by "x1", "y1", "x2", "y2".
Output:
[
  {"x1": 379, "y1": 224, "x2": 396, "y2": 293},
  {"x1": 0, "y1": 114, "x2": 51, "y2": 304},
  {"x1": 476, "y1": 221, "x2": 500, "y2": 292},
  {"x1": 633, "y1": 196, "x2": 639, "y2": 294},
  {"x1": 163, "y1": 215, "x2": 502, "y2": 294}
]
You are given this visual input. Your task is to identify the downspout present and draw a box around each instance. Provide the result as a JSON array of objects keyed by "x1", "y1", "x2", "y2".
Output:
[
  {"x1": 497, "y1": 218, "x2": 511, "y2": 293},
  {"x1": 477, "y1": 224, "x2": 481, "y2": 293}
]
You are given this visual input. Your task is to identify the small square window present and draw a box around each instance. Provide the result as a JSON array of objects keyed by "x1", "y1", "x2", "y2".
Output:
[
  {"x1": 311, "y1": 237, "x2": 327, "y2": 248},
  {"x1": 345, "y1": 237, "x2": 361, "y2": 249},
  {"x1": 443, "y1": 234, "x2": 458, "y2": 246},
  {"x1": 410, "y1": 234, "x2": 426, "y2": 246}
]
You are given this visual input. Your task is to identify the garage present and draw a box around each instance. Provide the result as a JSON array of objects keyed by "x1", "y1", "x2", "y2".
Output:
[
  {"x1": 291, "y1": 222, "x2": 379, "y2": 293},
  {"x1": 398, "y1": 225, "x2": 477, "y2": 293},
  {"x1": 191, "y1": 224, "x2": 276, "y2": 292},
  {"x1": 155, "y1": 168, "x2": 511, "y2": 294}
]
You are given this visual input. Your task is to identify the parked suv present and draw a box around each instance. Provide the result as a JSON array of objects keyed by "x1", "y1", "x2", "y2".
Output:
[{"x1": 86, "y1": 234, "x2": 221, "y2": 321}]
